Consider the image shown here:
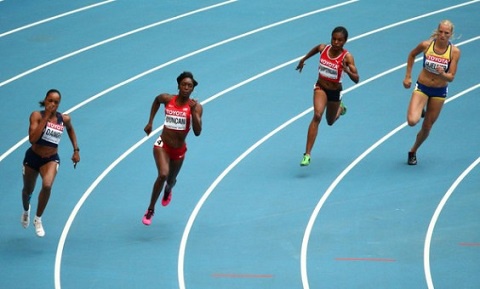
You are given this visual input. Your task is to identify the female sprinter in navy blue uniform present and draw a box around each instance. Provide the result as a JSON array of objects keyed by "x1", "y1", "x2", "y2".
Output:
[{"x1": 21, "y1": 89, "x2": 80, "y2": 237}]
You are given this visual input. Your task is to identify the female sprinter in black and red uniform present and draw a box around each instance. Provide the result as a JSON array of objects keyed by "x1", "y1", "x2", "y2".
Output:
[
  {"x1": 142, "y1": 71, "x2": 203, "y2": 226},
  {"x1": 296, "y1": 26, "x2": 359, "y2": 166}
]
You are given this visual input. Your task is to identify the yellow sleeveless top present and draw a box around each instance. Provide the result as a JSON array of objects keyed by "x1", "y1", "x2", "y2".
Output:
[{"x1": 423, "y1": 40, "x2": 452, "y2": 74}]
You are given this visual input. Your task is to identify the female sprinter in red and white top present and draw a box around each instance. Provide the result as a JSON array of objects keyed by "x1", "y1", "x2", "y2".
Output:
[
  {"x1": 142, "y1": 71, "x2": 203, "y2": 226},
  {"x1": 296, "y1": 26, "x2": 360, "y2": 166}
]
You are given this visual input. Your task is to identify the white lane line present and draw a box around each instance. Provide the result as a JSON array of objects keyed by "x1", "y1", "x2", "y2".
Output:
[
  {"x1": 300, "y1": 36, "x2": 479, "y2": 289},
  {"x1": 300, "y1": 84, "x2": 479, "y2": 289},
  {"x1": 50, "y1": 2, "x2": 479, "y2": 288},
  {"x1": 423, "y1": 143, "x2": 480, "y2": 287},
  {"x1": 424, "y1": 157, "x2": 480, "y2": 289},
  {"x1": 52, "y1": 2, "x2": 359, "y2": 288},
  {"x1": 0, "y1": 0, "x2": 237, "y2": 88},
  {"x1": 0, "y1": 0, "x2": 116, "y2": 38},
  {"x1": 0, "y1": 1, "x2": 239, "y2": 164},
  {"x1": 0, "y1": 0, "x2": 354, "y2": 162}
]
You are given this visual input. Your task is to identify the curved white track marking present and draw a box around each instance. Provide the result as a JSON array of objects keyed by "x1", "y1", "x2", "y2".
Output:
[
  {"x1": 52, "y1": 3, "x2": 358, "y2": 286},
  {"x1": 0, "y1": 1, "x2": 115, "y2": 38},
  {"x1": 424, "y1": 157, "x2": 480, "y2": 289},
  {"x1": 52, "y1": 58, "x2": 298, "y2": 289},
  {"x1": 0, "y1": 0, "x2": 353, "y2": 164},
  {"x1": 0, "y1": 0, "x2": 237, "y2": 88},
  {"x1": 423, "y1": 153, "x2": 480, "y2": 285},
  {"x1": 49, "y1": 4, "x2": 479, "y2": 288},
  {"x1": 190, "y1": 1, "x2": 480, "y2": 285},
  {"x1": 300, "y1": 84, "x2": 479, "y2": 289},
  {"x1": 347, "y1": 0, "x2": 480, "y2": 42},
  {"x1": 300, "y1": 47, "x2": 480, "y2": 289},
  {"x1": 54, "y1": 133, "x2": 155, "y2": 289},
  {"x1": 300, "y1": 34, "x2": 480, "y2": 289}
]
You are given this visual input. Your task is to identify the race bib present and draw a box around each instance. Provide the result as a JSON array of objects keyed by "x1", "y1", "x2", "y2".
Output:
[
  {"x1": 41, "y1": 122, "x2": 64, "y2": 144},
  {"x1": 164, "y1": 109, "x2": 187, "y2": 130}
]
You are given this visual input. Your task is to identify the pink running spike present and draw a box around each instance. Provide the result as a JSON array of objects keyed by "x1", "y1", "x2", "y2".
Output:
[{"x1": 142, "y1": 209, "x2": 154, "y2": 225}]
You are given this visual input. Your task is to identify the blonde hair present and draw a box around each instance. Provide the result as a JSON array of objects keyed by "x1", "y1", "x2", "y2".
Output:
[{"x1": 430, "y1": 20, "x2": 455, "y2": 39}]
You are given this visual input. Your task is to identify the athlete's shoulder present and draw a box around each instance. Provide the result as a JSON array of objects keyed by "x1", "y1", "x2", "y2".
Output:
[
  {"x1": 421, "y1": 39, "x2": 433, "y2": 48},
  {"x1": 30, "y1": 110, "x2": 43, "y2": 120},
  {"x1": 450, "y1": 43, "x2": 461, "y2": 59},
  {"x1": 450, "y1": 41, "x2": 460, "y2": 51},
  {"x1": 318, "y1": 43, "x2": 328, "y2": 51},
  {"x1": 156, "y1": 93, "x2": 174, "y2": 103},
  {"x1": 31, "y1": 110, "x2": 42, "y2": 116}
]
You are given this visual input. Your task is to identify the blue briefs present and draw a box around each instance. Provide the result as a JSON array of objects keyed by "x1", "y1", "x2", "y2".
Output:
[
  {"x1": 23, "y1": 147, "x2": 60, "y2": 171},
  {"x1": 415, "y1": 82, "x2": 448, "y2": 98}
]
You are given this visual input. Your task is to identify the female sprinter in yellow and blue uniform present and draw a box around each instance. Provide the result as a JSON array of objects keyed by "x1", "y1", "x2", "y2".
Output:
[{"x1": 403, "y1": 20, "x2": 461, "y2": 165}]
